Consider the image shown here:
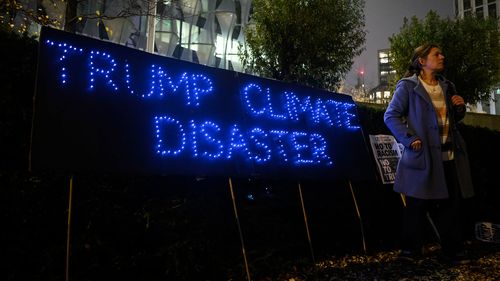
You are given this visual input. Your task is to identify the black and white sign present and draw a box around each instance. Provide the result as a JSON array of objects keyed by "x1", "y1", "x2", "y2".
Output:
[{"x1": 369, "y1": 134, "x2": 402, "y2": 184}]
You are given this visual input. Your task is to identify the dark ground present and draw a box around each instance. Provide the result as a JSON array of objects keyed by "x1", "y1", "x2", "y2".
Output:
[{"x1": 267, "y1": 240, "x2": 499, "y2": 281}]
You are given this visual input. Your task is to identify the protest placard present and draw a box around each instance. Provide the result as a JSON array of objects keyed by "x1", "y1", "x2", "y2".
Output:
[{"x1": 368, "y1": 134, "x2": 402, "y2": 184}]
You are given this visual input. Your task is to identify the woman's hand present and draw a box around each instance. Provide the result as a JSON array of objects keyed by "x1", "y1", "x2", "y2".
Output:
[
  {"x1": 451, "y1": 95, "x2": 465, "y2": 107},
  {"x1": 410, "y1": 139, "x2": 422, "y2": 151},
  {"x1": 451, "y1": 95, "x2": 466, "y2": 112}
]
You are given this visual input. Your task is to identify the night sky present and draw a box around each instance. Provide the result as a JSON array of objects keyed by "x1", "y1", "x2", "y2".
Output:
[{"x1": 345, "y1": 0, "x2": 455, "y2": 91}]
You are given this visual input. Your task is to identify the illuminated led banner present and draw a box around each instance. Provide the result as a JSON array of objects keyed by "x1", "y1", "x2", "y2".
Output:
[{"x1": 30, "y1": 27, "x2": 375, "y2": 180}]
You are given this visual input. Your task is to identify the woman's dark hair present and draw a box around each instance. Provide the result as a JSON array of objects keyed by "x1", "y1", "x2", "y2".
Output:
[{"x1": 404, "y1": 43, "x2": 440, "y2": 77}]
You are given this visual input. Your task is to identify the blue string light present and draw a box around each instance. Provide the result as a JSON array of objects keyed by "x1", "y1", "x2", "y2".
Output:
[
  {"x1": 242, "y1": 83, "x2": 286, "y2": 120},
  {"x1": 227, "y1": 124, "x2": 250, "y2": 159},
  {"x1": 269, "y1": 130, "x2": 290, "y2": 162},
  {"x1": 46, "y1": 39, "x2": 83, "y2": 84},
  {"x1": 248, "y1": 128, "x2": 272, "y2": 163},
  {"x1": 155, "y1": 116, "x2": 186, "y2": 156},
  {"x1": 43, "y1": 37, "x2": 362, "y2": 169},
  {"x1": 153, "y1": 118, "x2": 334, "y2": 165},
  {"x1": 197, "y1": 121, "x2": 224, "y2": 159},
  {"x1": 89, "y1": 50, "x2": 118, "y2": 91},
  {"x1": 133, "y1": 67, "x2": 214, "y2": 106}
]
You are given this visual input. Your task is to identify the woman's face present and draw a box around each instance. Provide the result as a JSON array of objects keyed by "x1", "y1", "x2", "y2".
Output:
[{"x1": 420, "y1": 47, "x2": 445, "y2": 72}]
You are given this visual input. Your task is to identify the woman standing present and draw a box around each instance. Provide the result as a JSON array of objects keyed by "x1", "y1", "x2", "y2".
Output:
[{"x1": 384, "y1": 43, "x2": 474, "y2": 264}]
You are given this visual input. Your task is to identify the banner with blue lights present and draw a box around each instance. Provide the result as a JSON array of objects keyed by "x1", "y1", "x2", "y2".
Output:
[{"x1": 30, "y1": 26, "x2": 375, "y2": 180}]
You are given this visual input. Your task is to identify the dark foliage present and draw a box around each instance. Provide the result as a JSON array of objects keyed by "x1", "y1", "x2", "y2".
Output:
[{"x1": 0, "y1": 27, "x2": 38, "y2": 170}]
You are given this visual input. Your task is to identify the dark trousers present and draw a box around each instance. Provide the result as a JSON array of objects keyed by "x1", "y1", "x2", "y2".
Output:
[{"x1": 400, "y1": 160, "x2": 464, "y2": 255}]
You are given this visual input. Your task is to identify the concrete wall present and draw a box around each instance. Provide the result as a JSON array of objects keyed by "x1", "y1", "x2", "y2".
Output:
[
  {"x1": 357, "y1": 102, "x2": 500, "y2": 132},
  {"x1": 463, "y1": 112, "x2": 500, "y2": 132}
]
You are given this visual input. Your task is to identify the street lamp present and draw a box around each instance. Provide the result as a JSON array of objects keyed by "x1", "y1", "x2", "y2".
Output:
[{"x1": 358, "y1": 69, "x2": 366, "y2": 101}]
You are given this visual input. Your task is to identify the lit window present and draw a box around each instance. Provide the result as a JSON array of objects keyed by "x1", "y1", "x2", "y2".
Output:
[{"x1": 215, "y1": 34, "x2": 224, "y2": 55}]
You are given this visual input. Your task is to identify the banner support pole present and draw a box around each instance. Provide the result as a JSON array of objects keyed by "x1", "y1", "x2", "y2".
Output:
[
  {"x1": 65, "y1": 174, "x2": 74, "y2": 281},
  {"x1": 297, "y1": 181, "x2": 315, "y2": 264},
  {"x1": 228, "y1": 177, "x2": 252, "y2": 281},
  {"x1": 400, "y1": 193, "x2": 407, "y2": 207},
  {"x1": 348, "y1": 180, "x2": 367, "y2": 254}
]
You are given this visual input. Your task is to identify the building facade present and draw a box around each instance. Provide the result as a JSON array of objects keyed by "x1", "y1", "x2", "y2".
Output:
[
  {"x1": 455, "y1": 0, "x2": 500, "y2": 115},
  {"x1": 366, "y1": 49, "x2": 395, "y2": 104},
  {"x1": 7, "y1": 0, "x2": 253, "y2": 73},
  {"x1": 455, "y1": 0, "x2": 498, "y2": 18}
]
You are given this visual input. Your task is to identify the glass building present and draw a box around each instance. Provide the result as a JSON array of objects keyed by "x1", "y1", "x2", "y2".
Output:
[{"x1": 5, "y1": 0, "x2": 253, "y2": 73}]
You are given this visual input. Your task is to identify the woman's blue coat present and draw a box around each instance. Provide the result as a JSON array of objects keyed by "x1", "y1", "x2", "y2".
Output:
[{"x1": 384, "y1": 75, "x2": 474, "y2": 199}]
